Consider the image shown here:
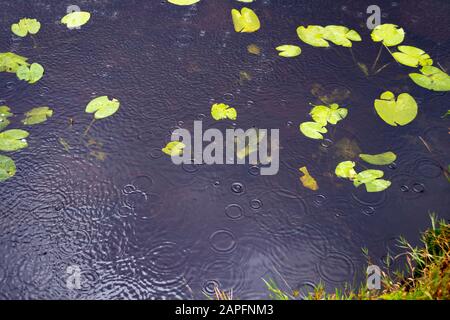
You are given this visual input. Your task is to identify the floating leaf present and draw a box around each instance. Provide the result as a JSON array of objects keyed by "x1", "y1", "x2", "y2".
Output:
[
  {"x1": 61, "y1": 11, "x2": 91, "y2": 29},
  {"x1": 85, "y1": 96, "x2": 120, "y2": 119},
  {"x1": 297, "y1": 25, "x2": 361, "y2": 48},
  {"x1": 371, "y1": 23, "x2": 405, "y2": 47},
  {"x1": 374, "y1": 91, "x2": 418, "y2": 126},
  {"x1": 335, "y1": 161, "x2": 357, "y2": 179},
  {"x1": 22, "y1": 106, "x2": 53, "y2": 125},
  {"x1": 0, "y1": 155, "x2": 16, "y2": 182},
  {"x1": 299, "y1": 166, "x2": 319, "y2": 191},
  {"x1": 0, "y1": 106, "x2": 13, "y2": 131},
  {"x1": 353, "y1": 169, "x2": 384, "y2": 187},
  {"x1": 276, "y1": 45, "x2": 301, "y2": 57},
  {"x1": 16, "y1": 63, "x2": 44, "y2": 84},
  {"x1": 409, "y1": 66, "x2": 450, "y2": 92},
  {"x1": 323, "y1": 25, "x2": 361, "y2": 47},
  {"x1": 310, "y1": 103, "x2": 348, "y2": 126},
  {"x1": 168, "y1": 0, "x2": 200, "y2": 5},
  {"x1": 297, "y1": 25, "x2": 329, "y2": 47},
  {"x1": 11, "y1": 18, "x2": 41, "y2": 37},
  {"x1": 0, "y1": 129, "x2": 29, "y2": 151},
  {"x1": 0, "y1": 52, "x2": 29, "y2": 73},
  {"x1": 365, "y1": 179, "x2": 391, "y2": 192},
  {"x1": 299, "y1": 121, "x2": 327, "y2": 140},
  {"x1": 359, "y1": 151, "x2": 397, "y2": 165},
  {"x1": 231, "y1": 7, "x2": 260, "y2": 33},
  {"x1": 162, "y1": 141, "x2": 185, "y2": 156},
  {"x1": 211, "y1": 103, "x2": 237, "y2": 121},
  {"x1": 392, "y1": 45, "x2": 433, "y2": 67},
  {"x1": 442, "y1": 110, "x2": 450, "y2": 118}
]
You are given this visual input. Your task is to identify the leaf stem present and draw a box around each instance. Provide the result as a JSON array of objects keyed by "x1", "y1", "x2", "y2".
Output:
[
  {"x1": 374, "y1": 62, "x2": 392, "y2": 75},
  {"x1": 371, "y1": 44, "x2": 383, "y2": 71},
  {"x1": 31, "y1": 35, "x2": 37, "y2": 49},
  {"x1": 83, "y1": 118, "x2": 95, "y2": 136}
]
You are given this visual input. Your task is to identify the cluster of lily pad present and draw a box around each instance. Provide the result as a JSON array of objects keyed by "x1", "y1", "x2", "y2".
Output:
[
  {"x1": 0, "y1": 52, "x2": 44, "y2": 84},
  {"x1": 297, "y1": 25, "x2": 362, "y2": 48},
  {"x1": 335, "y1": 151, "x2": 396, "y2": 192},
  {"x1": 0, "y1": 105, "x2": 53, "y2": 181},
  {"x1": 0, "y1": 10, "x2": 122, "y2": 182},
  {"x1": 299, "y1": 103, "x2": 348, "y2": 140},
  {"x1": 371, "y1": 23, "x2": 450, "y2": 91}
]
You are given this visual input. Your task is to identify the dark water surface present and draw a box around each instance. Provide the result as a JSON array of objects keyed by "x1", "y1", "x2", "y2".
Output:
[{"x1": 0, "y1": 0, "x2": 449, "y2": 299}]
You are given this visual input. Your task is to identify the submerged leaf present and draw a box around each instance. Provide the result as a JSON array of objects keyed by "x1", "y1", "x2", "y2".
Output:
[
  {"x1": 236, "y1": 129, "x2": 266, "y2": 160},
  {"x1": 335, "y1": 161, "x2": 357, "y2": 179},
  {"x1": 168, "y1": 0, "x2": 200, "y2": 5},
  {"x1": 0, "y1": 52, "x2": 29, "y2": 73},
  {"x1": 0, "y1": 155, "x2": 16, "y2": 182},
  {"x1": 374, "y1": 91, "x2": 418, "y2": 126},
  {"x1": 310, "y1": 103, "x2": 348, "y2": 126},
  {"x1": 85, "y1": 96, "x2": 120, "y2": 119},
  {"x1": 22, "y1": 106, "x2": 53, "y2": 125},
  {"x1": 409, "y1": 66, "x2": 450, "y2": 92},
  {"x1": 359, "y1": 151, "x2": 397, "y2": 165},
  {"x1": 299, "y1": 121, "x2": 327, "y2": 140},
  {"x1": 371, "y1": 23, "x2": 405, "y2": 47},
  {"x1": 299, "y1": 166, "x2": 319, "y2": 191},
  {"x1": 61, "y1": 11, "x2": 91, "y2": 29},
  {"x1": 0, "y1": 129, "x2": 29, "y2": 151},
  {"x1": 11, "y1": 18, "x2": 41, "y2": 37},
  {"x1": 211, "y1": 103, "x2": 237, "y2": 121},
  {"x1": 231, "y1": 7, "x2": 260, "y2": 33},
  {"x1": 276, "y1": 45, "x2": 301, "y2": 57},
  {"x1": 247, "y1": 44, "x2": 261, "y2": 55},
  {"x1": 393, "y1": 45, "x2": 433, "y2": 67},
  {"x1": 297, "y1": 25, "x2": 329, "y2": 47},
  {"x1": 162, "y1": 141, "x2": 185, "y2": 156},
  {"x1": 16, "y1": 62, "x2": 44, "y2": 84}
]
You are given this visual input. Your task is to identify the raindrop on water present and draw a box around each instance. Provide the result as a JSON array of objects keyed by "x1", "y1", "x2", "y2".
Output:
[{"x1": 231, "y1": 182, "x2": 245, "y2": 194}]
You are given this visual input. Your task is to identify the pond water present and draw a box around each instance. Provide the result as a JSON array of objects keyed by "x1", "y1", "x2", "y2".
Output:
[{"x1": 0, "y1": 0, "x2": 449, "y2": 299}]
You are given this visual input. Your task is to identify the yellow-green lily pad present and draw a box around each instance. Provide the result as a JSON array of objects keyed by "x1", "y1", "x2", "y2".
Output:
[
  {"x1": 61, "y1": 11, "x2": 91, "y2": 29},
  {"x1": 0, "y1": 129, "x2": 29, "y2": 152},
  {"x1": 409, "y1": 66, "x2": 450, "y2": 92},
  {"x1": 371, "y1": 23, "x2": 405, "y2": 47},
  {"x1": 0, "y1": 52, "x2": 29, "y2": 73},
  {"x1": 16, "y1": 62, "x2": 44, "y2": 84},
  {"x1": 0, "y1": 155, "x2": 16, "y2": 182},
  {"x1": 162, "y1": 141, "x2": 185, "y2": 156},
  {"x1": 359, "y1": 151, "x2": 397, "y2": 165},
  {"x1": 310, "y1": 103, "x2": 348, "y2": 126},
  {"x1": 168, "y1": 0, "x2": 200, "y2": 5},
  {"x1": 393, "y1": 45, "x2": 433, "y2": 67},
  {"x1": 22, "y1": 106, "x2": 53, "y2": 125},
  {"x1": 374, "y1": 91, "x2": 418, "y2": 126},
  {"x1": 297, "y1": 25, "x2": 329, "y2": 47},
  {"x1": 299, "y1": 121, "x2": 328, "y2": 140},
  {"x1": 11, "y1": 18, "x2": 41, "y2": 37},
  {"x1": 276, "y1": 45, "x2": 302, "y2": 57},
  {"x1": 335, "y1": 161, "x2": 357, "y2": 179},
  {"x1": 211, "y1": 103, "x2": 237, "y2": 121},
  {"x1": 231, "y1": 7, "x2": 260, "y2": 33},
  {"x1": 86, "y1": 96, "x2": 120, "y2": 120}
]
